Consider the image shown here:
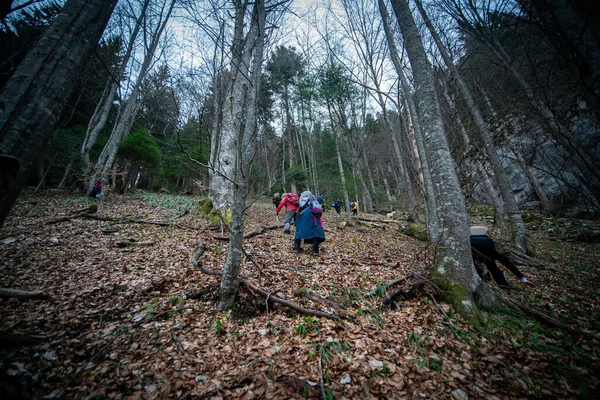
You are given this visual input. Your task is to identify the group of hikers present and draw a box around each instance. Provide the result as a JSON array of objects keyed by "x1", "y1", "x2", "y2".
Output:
[{"x1": 272, "y1": 191, "x2": 535, "y2": 288}]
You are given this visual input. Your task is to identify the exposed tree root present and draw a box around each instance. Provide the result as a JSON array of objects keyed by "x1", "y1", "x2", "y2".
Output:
[
  {"x1": 191, "y1": 240, "x2": 341, "y2": 321},
  {"x1": 0, "y1": 288, "x2": 47, "y2": 300},
  {"x1": 212, "y1": 224, "x2": 283, "y2": 241}
]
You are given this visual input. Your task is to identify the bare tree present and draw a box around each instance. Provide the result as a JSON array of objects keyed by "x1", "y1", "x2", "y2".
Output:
[
  {"x1": 216, "y1": 0, "x2": 271, "y2": 310},
  {"x1": 415, "y1": 0, "x2": 527, "y2": 252},
  {"x1": 0, "y1": 0, "x2": 117, "y2": 226},
  {"x1": 388, "y1": 0, "x2": 500, "y2": 320},
  {"x1": 379, "y1": 0, "x2": 439, "y2": 239},
  {"x1": 87, "y1": 0, "x2": 176, "y2": 193},
  {"x1": 80, "y1": 0, "x2": 151, "y2": 174}
]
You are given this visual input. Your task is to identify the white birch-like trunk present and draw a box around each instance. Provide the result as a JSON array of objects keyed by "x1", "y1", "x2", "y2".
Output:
[
  {"x1": 218, "y1": 0, "x2": 265, "y2": 310},
  {"x1": 81, "y1": 0, "x2": 149, "y2": 173}
]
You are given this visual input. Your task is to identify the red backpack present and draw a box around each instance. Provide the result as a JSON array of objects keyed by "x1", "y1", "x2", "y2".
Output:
[{"x1": 288, "y1": 193, "x2": 299, "y2": 207}]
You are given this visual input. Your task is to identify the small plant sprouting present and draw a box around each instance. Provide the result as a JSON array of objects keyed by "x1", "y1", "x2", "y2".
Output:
[{"x1": 215, "y1": 319, "x2": 223, "y2": 335}]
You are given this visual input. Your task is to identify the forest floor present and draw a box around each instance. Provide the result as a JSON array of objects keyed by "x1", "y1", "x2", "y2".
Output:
[{"x1": 1, "y1": 191, "x2": 599, "y2": 400}]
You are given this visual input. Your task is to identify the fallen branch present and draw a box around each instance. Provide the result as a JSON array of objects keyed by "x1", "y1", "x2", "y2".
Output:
[
  {"x1": 0, "y1": 334, "x2": 49, "y2": 349},
  {"x1": 78, "y1": 213, "x2": 209, "y2": 231},
  {"x1": 366, "y1": 274, "x2": 415, "y2": 298},
  {"x1": 45, "y1": 205, "x2": 98, "y2": 225},
  {"x1": 499, "y1": 294, "x2": 579, "y2": 334},
  {"x1": 0, "y1": 288, "x2": 48, "y2": 300},
  {"x1": 242, "y1": 246, "x2": 266, "y2": 277},
  {"x1": 298, "y1": 289, "x2": 354, "y2": 320},
  {"x1": 357, "y1": 220, "x2": 385, "y2": 228},
  {"x1": 358, "y1": 217, "x2": 397, "y2": 224},
  {"x1": 213, "y1": 224, "x2": 283, "y2": 241},
  {"x1": 382, "y1": 275, "x2": 426, "y2": 306},
  {"x1": 170, "y1": 328, "x2": 186, "y2": 355},
  {"x1": 115, "y1": 241, "x2": 156, "y2": 248},
  {"x1": 240, "y1": 279, "x2": 340, "y2": 321}
]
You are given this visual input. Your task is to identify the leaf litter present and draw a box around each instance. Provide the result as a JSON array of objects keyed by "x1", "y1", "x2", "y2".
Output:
[{"x1": 0, "y1": 192, "x2": 599, "y2": 399}]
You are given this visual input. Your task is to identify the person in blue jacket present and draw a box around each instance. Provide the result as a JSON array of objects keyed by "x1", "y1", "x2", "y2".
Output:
[{"x1": 294, "y1": 191, "x2": 325, "y2": 256}]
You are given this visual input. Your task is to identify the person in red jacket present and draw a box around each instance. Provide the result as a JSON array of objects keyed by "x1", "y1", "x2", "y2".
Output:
[{"x1": 276, "y1": 192, "x2": 300, "y2": 234}]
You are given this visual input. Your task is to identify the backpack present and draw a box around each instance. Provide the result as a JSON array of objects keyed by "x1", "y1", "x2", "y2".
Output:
[
  {"x1": 288, "y1": 193, "x2": 300, "y2": 207},
  {"x1": 309, "y1": 197, "x2": 323, "y2": 227}
]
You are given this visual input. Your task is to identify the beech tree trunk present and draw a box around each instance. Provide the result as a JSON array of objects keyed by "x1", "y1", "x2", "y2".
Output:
[
  {"x1": 0, "y1": 0, "x2": 116, "y2": 227},
  {"x1": 217, "y1": 0, "x2": 266, "y2": 311},
  {"x1": 388, "y1": 0, "x2": 499, "y2": 321},
  {"x1": 379, "y1": 0, "x2": 438, "y2": 240},
  {"x1": 416, "y1": 0, "x2": 527, "y2": 252}
]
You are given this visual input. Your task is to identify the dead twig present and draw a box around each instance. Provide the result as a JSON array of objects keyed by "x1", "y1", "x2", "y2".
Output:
[
  {"x1": 242, "y1": 246, "x2": 266, "y2": 277},
  {"x1": 170, "y1": 328, "x2": 186, "y2": 356},
  {"x1": 213, "y1": 223, "x2": 284, "y2": 241}
]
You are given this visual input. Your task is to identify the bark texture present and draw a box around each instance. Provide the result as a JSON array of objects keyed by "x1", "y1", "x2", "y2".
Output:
[
  {"x1": 415, "y1": 0, "x2": 527, "y2": 252},
  {"x1": 388, "y1": 0, "x2": 499, "y2": 320},
  {"x1": 0, "y1": 0, "x2": 116, "y2": 226},
  {"x1": 218, "y1": 0, "x2": 266, "y2": 310}
]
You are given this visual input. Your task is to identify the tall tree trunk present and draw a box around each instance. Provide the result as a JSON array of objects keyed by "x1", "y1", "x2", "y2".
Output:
[
  {"x1": 218, "y1": 0, "x2": 265, "y2": 311},
  {"x1": 0, "y1": 0, "x2": 116, "y2": 226},
  {"x1": 88, "y1": 0, "x2": 175, "y2": 194},
  {"x1": 81, "y1": 0, "x2": 149, "y2": 173},
  {"x1": 416, "y1": 0, "x2": 528, "y2": 252},
  {"x1": 379, "y1": 0, "x2": 438, "y2": 240},
  {"x1": 388, "y1": 0, "x2": 499, "y2": 320},
  {"x1": 439, "y1": 81, "x2": 505, "y2": 223}
]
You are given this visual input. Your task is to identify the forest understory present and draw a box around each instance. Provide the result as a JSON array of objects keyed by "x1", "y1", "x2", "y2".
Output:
[{"x1": 1, "y1": 191, "x2": 599, "y2": 400}]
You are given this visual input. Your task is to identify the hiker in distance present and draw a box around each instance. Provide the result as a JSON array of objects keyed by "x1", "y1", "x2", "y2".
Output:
[
  {"x1": 470, "y1": 226, "x2": 535, "y2": 288},
  {"x1": 294, "y1": 191, "x2": 325, "y2": 256},
  {"x1": 332, "y1": 198, "x2": 342, "y2": 214},
  {"x1": 276, "y1": 192, "x2": 300, "y2": 234}
]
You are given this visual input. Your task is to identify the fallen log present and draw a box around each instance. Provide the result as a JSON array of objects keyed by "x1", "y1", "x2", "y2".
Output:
[{"x1": 0, "y1": 288, "x2": 48, "y2": 300}]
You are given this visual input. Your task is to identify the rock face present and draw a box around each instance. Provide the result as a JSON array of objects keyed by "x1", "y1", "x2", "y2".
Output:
[{"x1": 469, "y1": 109, "x2": 600, "y2": 212}]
